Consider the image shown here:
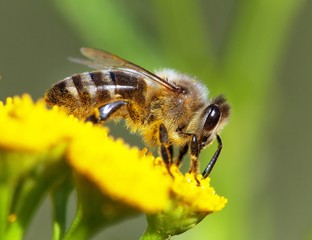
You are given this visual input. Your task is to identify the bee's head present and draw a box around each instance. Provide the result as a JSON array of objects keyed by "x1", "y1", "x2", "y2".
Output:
[{"x1": 199, "y1": 95, "x2": 230, "y2": 149}]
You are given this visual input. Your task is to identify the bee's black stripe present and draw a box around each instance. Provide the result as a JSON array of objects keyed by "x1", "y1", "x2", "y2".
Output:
[
  {"x1": 112, "y1": 71, "x2": 144, "y2": 100},
  {"x1": 72, "y1": 74, "x2": 84, "y2": 92},
  {"x1": 72, "y1": 74, "x2": 91, "y2": 104},
  {"x1": 109, "y1": 71, "x2": 117, "y2": 95},
  {"x1": 109, "y1": 71, "x2": 116, "y2": 85},
  {"x1": 56, "y1": 81, "x2": 68, "y2": 95},
  {"x1": 45, "y1": 81, "x2": 68, "y2": 105},
  {"x1": 89, "y1": 71, "x2": 112, "y2": 102},
  {"x1": 89, "y1": 71, "x2": 104, "y2": 87},
  {"x1": 114, "y1": 71, "x2": 138, "y2": 87},
  {"x1": 45, "y1": 80, "x2": 76, "y2": 107}
]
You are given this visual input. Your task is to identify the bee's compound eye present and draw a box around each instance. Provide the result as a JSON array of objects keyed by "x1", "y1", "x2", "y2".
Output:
[{"x1": 204, "y1": 105, "x2": 221, "y2": 131}]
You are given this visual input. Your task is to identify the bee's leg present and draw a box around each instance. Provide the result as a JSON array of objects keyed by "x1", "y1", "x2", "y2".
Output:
[
  {"x1": 202, "y1": 134, "x2": 222, "y2": 178},
  {"x1": 189, "y1": 134, "x2": 200, "y2": 174},
  {"x1": 175, "y1": 144, "x2": 189, "y2": 167},
  {"x1": 85, "y1": 114, "x2": 99, "y2": 124},
  {"x1": 159, "y1": 124, "x2": 174, "y2": 172},
  {"x1": 98, "y1": 101, "x2": 127, "y2": 121},
  {"x1": 86, "y1": 100, "x2": 127, "y2": 123}
]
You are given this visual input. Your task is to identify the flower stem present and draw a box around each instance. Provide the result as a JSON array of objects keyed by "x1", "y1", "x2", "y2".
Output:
[
  {"x1": 63, "y1": 205, "x2": 99, "y2": 240},
  {"x1": 3, "y1": 220, "x2": 23, "y2": 240},
  {"x1": 0, "y1": 183, "x2": 9, "y2": 238},
  {"x1": 63, "y1": 206, "x2": 87, "y2": 240},
  {"x1": 0, "y1": 183, "x2": 20, "y2": 240},
  {"x1": 51, "y1": 175, "x2": 72, "y2": 240},
  {"x1": 140, "y1": 226, "x2": 169, "y2": 240}
]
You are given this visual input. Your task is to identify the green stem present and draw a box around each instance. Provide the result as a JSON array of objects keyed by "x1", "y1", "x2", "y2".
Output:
[
  {"x1": 140, "y1": 226, "x2": 168, "y2": 240},
  {"x1": 0, "y1": 183, "x2": 21, "y2": 240},
  {"x1": 51, "y1": 176, "x2": 72, "y2": 240},
  {"x1": 0, "y1": 183, "x2": 9, "y2": 238},
  {"x1": 5, "y1": 148, "x2": 68, "y2": 240},
  {"x1": 63, "y1": 206, "x2": 86, "y2": 240},
  {"x1": 64, "y1": 172, "x2": 140, "y2": 240},
  {"x1": 3, "y1": 174, "x2": 51, "y2": 240},
  {"x1": 63, "y1": 205, "x2": 102, "y2": 240},
  {"x1": 3, "y1": 220, "x2": 23, "y2": 240}
]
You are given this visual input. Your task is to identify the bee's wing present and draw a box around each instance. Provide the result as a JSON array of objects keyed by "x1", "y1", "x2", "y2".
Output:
[{"x1": 69, "y1": 47, "x2": 180, "y2": 91}]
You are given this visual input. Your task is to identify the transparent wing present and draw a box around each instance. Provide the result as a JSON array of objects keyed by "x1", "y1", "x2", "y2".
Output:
[{"x1": 69, "y1": 47, "x2": 180, "y2": 91}]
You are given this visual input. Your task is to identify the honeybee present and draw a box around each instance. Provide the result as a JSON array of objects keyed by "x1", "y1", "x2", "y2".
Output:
[{"x1": 45, "y1": 48, "x2": 230, "y2": 178}]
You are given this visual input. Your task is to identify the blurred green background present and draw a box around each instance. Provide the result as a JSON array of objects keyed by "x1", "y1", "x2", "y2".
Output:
[{"x1": 0, "y1": 0, "x2": 311, "y2": 239}]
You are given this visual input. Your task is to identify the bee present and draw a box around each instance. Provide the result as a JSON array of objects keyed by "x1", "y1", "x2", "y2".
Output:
[{"x1": 45, "y1": 48, "x2": 230, "y2": 178}]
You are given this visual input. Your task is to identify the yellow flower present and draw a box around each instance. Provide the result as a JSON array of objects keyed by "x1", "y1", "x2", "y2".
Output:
[
  {"x1": 0, "y1": 95, "x2": 227, "y2": 239},
  {"x1": 0, "y1": 95, "x2": 172, "y2": 212},
  {"x1": 170, "y1": 166, "x2": 227, "y2": 213},
  {"x1": 142, "y1": 160, "x2": 227, "y2": 238},
  {"x1": 67, "y1": 129, "x2": 172, "y2": 213},
  {"x1": 0, "y1": 94, "x2": 74, "y2": 152},
  {"x1": 0, "y1": 95, "x2": 75, "y2": 240}
]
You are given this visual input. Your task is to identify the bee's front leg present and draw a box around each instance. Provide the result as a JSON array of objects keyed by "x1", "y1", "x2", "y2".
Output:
[
  {"x1": 159, "y1": 124, "x2": 174, "y2": 172},
  {"x1": 202, "y1": 134, "x2": 222, "y2": 178},
  {"x1": 86, "y1": 100, "x2": 127, "y2": 123}
]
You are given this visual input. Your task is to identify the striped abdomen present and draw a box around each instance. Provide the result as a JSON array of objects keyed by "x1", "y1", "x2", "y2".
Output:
[{"x1": 45, "y1": 70, "x2": 147, "y2": 119}]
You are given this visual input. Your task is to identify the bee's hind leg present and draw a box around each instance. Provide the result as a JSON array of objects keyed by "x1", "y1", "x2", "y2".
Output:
[
  {"x1": 159, "y1": 124, "x2": 174, "y2": 175},
  {"x1": 86, "y1": 100, "x2": 127, "y2": 123}
]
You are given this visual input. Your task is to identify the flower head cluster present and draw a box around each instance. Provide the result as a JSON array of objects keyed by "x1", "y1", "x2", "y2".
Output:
[{"x1": 0, "y1": 95, "x2": 227, "y2": 240}]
